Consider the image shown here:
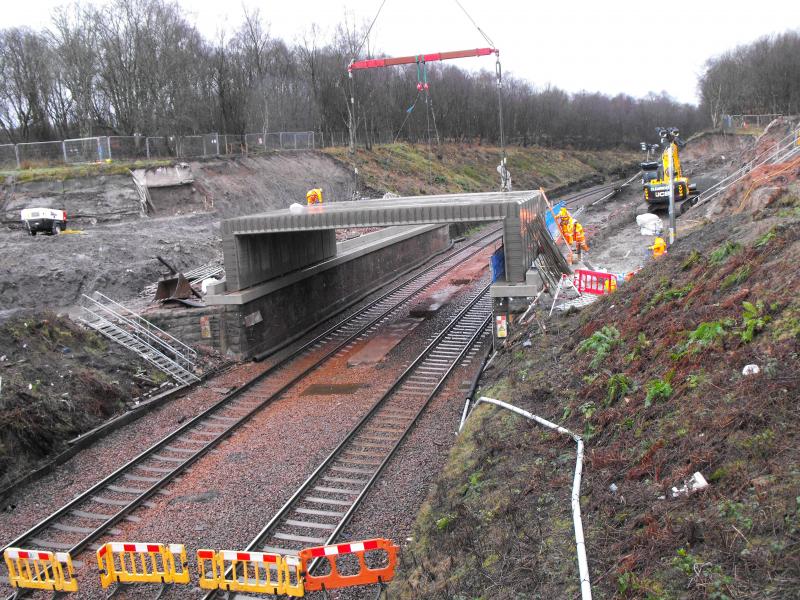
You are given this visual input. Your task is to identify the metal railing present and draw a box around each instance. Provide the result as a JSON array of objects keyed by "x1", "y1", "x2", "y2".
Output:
[
  {"x1": 83, "y1": 291, "x2": 197, "y2": 371},
  {"x1": 0, "y1": 131, "x2": 316, "y2": 170},
  {"x1": 696, "y1": 124, "x2": 800, "y2": 207}
]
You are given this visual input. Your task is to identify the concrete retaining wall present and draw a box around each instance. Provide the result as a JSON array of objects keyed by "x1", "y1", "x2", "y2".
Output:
[{"x1": 147, "y1": 225, "x2": 450, "y2": 359}]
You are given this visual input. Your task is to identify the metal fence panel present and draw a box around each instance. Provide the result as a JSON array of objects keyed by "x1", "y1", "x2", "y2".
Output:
[
  {"x1": 0, "y1": 144, "x2": 18, "y2": 169},
  {"x1": 264, "y1": 132, "x2": 282, "y2": 150},
  {"x1": 109, "y1": 136, "x2": 148, "y2": 160},
  {"x1": 145, "y1": 136, "x2": 176, "y2": 159},
  {"x1": 63, "y1": 136, "x2": 110, "y2": 164},
  {"x1": 17, "y1": 141, "x2": 65, "y2": 167},
  {"x1": 203, "y1": 133, "x2": 220, "y2": 157},
  {"x1": 220, "y1": 134, "x2": 245, "y2": 156},
  {"x1": 244, "y1": 133, "x2": 267, "y2": 155},
  {"x1": 178, "y1": 135, "x2": 205, "y2": 158},
  {"x1": 293, "y1": 131, "x2": 315, "y2": 149}
]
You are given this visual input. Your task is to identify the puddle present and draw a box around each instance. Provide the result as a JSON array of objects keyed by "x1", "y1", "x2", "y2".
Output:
[
  {"x1": 347, "y1": 317, "x2": 423, "y2": 366},
  {"x1": 301, "y1": 383, "x2": 364, "y2": 396}
]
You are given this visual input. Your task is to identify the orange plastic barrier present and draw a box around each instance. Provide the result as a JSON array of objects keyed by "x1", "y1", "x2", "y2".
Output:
[
  {"x1": 4, "y1": 548, "x2": 78, "y2": 593},
  {"x1": 574, "y1": 269, "x2": 617, "y2": 295},
  {"x1": 299, "y1": 538, "x2": 398, "y2": 591}
]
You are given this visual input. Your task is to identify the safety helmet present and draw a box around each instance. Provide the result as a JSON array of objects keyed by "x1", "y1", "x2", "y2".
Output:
[{"x1": 559, "y1": 207, "x2": 568, "y2": 216}]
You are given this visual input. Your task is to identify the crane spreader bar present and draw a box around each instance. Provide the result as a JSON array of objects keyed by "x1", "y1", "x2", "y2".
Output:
[{"x1": 349, "y1": 47, "x2": 497, "y2": 71}]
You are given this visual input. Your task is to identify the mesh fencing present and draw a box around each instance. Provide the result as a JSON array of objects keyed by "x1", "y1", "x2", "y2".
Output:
[
  {"x1": 1, "y1": 131, "x2": 316, "y2": 170},
  {"x1": 17, "y1": 141, "x2": 65, "y2": 167},
  {"x1": 109, "y1": 136, "x2": 149, "y2": 160},
  {"x1": 64, "y1": 137, "x2": 111, "y2": 164},
  {"x1": 145, "y1": 136, "x2": 175, "y2": 158},
  {"x1": 0, "y1": 144, "x2": 17, "y2": 169}
]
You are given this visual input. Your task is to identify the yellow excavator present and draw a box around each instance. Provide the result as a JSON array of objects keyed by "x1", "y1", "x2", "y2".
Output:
[{"x1": 641, "y1": 127, "x2": 698, "y2": 210}]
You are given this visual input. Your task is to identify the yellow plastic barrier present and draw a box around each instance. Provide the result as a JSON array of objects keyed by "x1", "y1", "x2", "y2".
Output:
[
  {"x1": 4, "y1": 547, "x2": 78, "y2": 593},
  {"x1": 97, "y1": 542, "x2": 189, "y2": 589},
  {"x1": 196, "y1": 549, "x2": 304, "y2": 597}
]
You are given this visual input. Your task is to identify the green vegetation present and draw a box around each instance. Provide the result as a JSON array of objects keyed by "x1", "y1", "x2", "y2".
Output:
[
  {"x1": 709, "y1": 241, "x2": 741, "y2": 265},
  {"x1": 644, "y1": 377, "x2": 673, "y2": 407},
  {"x1": 740, "y1": 301, "x2": 770, "y2": 343},
  {"x1": 672, "y1": 319, "x2": 731, "y2": 359},
  {"x1": 681, "y1": 249, "x2": 702, "y2": 270},
  {"x1": 3, "y1": 159, "x2": 172, "y2": 184},
  {"x1": 721, "y1": 264, "x2": 751, "y2": 289},
  {"x1": 625, "y1": 332, "x2": 650, "y2": 363},
  {"x1": 324, "y1": 143, "x2": 638, "y2": 197},
  {"x1": 647, "y1": 282, "x2": 693, "y2": 309},
  {"x1": 606, "y1": 374, "x2": 632, "y2": 406},
  {"x1": 577, "y1": 325, "x2": 620, "y2": 369}
]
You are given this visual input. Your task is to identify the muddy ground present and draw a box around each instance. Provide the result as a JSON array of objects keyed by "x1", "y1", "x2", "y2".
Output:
[{"x1": 0, "y1": 152, "x2": 355, "y2": 319}]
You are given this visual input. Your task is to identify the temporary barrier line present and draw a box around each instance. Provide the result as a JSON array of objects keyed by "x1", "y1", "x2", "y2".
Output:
[{"x1": 467, "y1": 397, "x2": 592, "y2": 600}]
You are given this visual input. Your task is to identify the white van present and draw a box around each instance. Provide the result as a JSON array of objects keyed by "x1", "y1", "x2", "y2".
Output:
[{"x1": 21, "y1": 208, "x2": 68, "y2": 236}]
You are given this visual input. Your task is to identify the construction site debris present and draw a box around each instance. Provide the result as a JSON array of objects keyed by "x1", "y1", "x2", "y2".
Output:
[
  {"x1": 636, "y1": 213, "x2": 663, "y2": 235},
  {"x1": 671, "y1": 472, "x2": 709, "y2": 498},
  {"x1": 742, "y1": 363, "x2": 760, "y2": 375}
]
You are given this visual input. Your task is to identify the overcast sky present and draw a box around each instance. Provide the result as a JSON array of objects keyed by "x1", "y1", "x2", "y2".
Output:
[{"x1": 4, "y1": 0, "x2": 797, "y2": 104}]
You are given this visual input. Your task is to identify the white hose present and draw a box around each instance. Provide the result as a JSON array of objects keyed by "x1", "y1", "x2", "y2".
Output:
[{"x1": 472, "y1": 396, "x2": 592, "y2": 600}]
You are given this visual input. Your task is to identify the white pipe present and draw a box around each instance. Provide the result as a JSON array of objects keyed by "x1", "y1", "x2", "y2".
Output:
[
  {"x1": 458, "y1": 396, "x2": 471, "y2": 432},
  {"x1": 472, "y1": 396, "x2": 592, "y2": 600}
]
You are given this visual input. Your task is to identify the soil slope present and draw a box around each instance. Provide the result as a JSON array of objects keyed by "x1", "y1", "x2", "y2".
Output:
[
  {"x1": 0, "y1": 314, "x2": 160, "y2": 487},
  {"x1": 389, "y1": 175, "x2": 799, "y2": 596},
  {"x1": 325, "y1": 143, "x2": 639, "y2": 197}
]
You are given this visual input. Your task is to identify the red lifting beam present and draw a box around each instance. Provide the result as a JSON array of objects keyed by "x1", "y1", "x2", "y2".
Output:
[{"x1": 349, "y1": 47, "x2": 497, "y2": 72}]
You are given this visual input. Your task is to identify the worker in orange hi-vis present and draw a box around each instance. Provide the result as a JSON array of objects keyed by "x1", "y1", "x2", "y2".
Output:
[
  {"x1": 649, "y1": 236, "x2": 667, "y2": 258},
  {"x1": 556, "y1": 207, "x2": 574, "y2": 245},
  {"x1": 573, "y1": 221, "x2": 589, "y2": 259},
  {"x1": 306, "y1": 188, "x2": 323, "y2": 205}
]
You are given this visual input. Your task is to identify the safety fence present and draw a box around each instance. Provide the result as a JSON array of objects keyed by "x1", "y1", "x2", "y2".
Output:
[
  {"x1": 574, "y1": 269, "x2": 617, "y2": 295},
  {"x1": 721, "y1": 113, "x2": 785, "y2": 131},
  {"x1": 0, "y1": 131, "x2": 316, "y2": 170},
  {"x1": 4, "y1": 537, "x2": 398, "y2": 596}
]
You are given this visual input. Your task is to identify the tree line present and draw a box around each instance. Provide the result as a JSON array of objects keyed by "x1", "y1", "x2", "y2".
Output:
[
  {"x1": 0, "y1": 0, "x2": 711, "y2": 150},
  {"x1": 699, "y1": 30, "x2": 800, "y2": 127}
]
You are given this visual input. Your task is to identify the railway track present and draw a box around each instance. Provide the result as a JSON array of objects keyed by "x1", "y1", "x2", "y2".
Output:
[
  {"x1": 206, "y1": 285, "x2": 493, "y2": 599},
  {"x1": 0, "y1": 228, "x2": 499, "y2": 582}
]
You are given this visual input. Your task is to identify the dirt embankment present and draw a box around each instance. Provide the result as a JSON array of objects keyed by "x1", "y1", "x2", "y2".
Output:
[
  {"x1": 0, "y1": 152, "x2": 356, "y2": 316},
  {"x1": 324, "y1": 143, "x2": 640, "y2": 197},
  {"x1": 0, "y1": 314, "x2": 162, "y2": 487},
  {"x1": 389, "y1": 155, "x2": 800, "y2": 597}
]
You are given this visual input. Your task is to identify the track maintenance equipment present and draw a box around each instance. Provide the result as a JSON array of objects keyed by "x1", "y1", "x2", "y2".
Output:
[
  {"x1": 197, "y1": 548, "x2": 303, "y2": 596},
  {"x1": 299, "y1": 538, "x2": 399, "y2": 592},
  {"x1": 96, "y1": 542, "x2": 190, "y2": 595},
  {"x1": 3, "y1": 548, "x2": 78, "y2": 594},
  {"x1": 641, "y1": 127, "x2": 699, "y2": 210}
]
